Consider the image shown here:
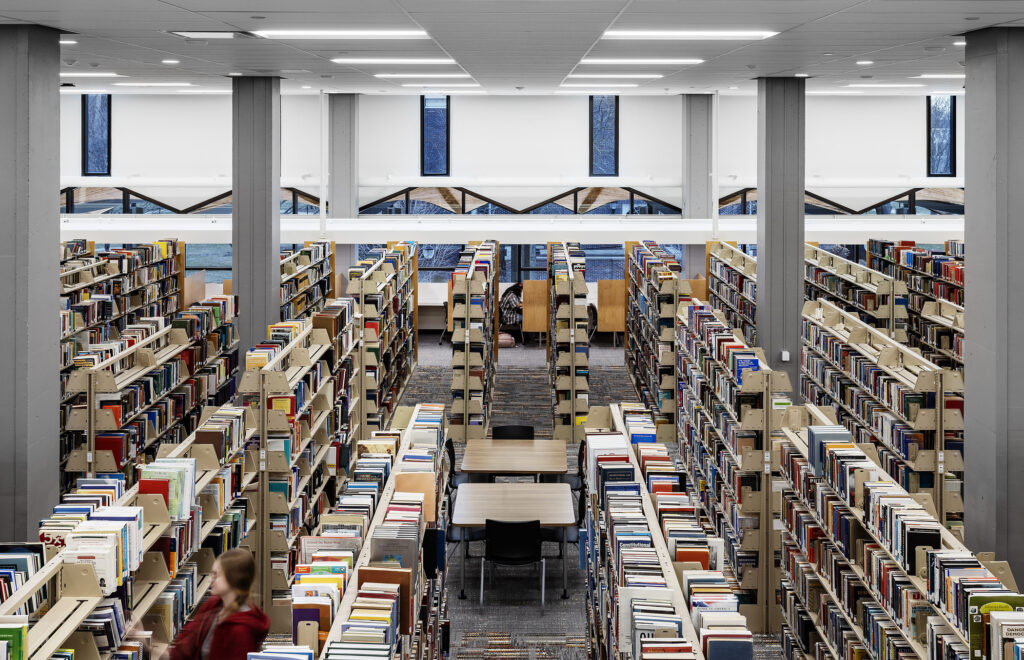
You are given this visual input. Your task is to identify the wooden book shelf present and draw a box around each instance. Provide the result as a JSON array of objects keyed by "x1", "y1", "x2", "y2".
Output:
[
  {"x1": 548, "y1": 242, "x2": 590, "y2": 441},
  {"x1": 705, "y1": 241, "x2": 758, "y2": 346},
  {"x1": 280, "y1": 240, "x2": 336, "y2": 322}
]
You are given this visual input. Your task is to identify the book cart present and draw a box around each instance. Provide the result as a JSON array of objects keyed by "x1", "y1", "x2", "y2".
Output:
[
  {"x1": 547, "y1": 242, "x2": 590, "y2": 442},
  {"x1": 866, "y1": 239, "x2": 965, "y2": 369},
  {"x1": 800, "y1": 298, "x2": 965, "y2": 532},
  {"x1": 60, "y1": 240, "x2": 188, "y2": 495},
  {"x1": 280, "y1": 241, "x2": 337, "y2": 322},
  {"x1": 705, "y1": 241, "x2": 758, "y2": 346},
  {"x1": 625, "y1": 241, "x2": 690, "y2": 442},
  {"x1": 583, "y1": 403, "x2": 755, "y2": 660},
  {"x1": 347, "y1": 243, "x2": 419, "y2": 443},
  {"x1": 448, "y1": 241, "x2": 499, "y2": 442},
  {"x1": 63, "y1": 295, "x2": 237, "y2": 488},
  {"x1": 777, "y1": 403, "x2": 1018, "y2": 660},
  {"x1": 804, "y1": 243, "x2": 910, "y2": 342},
  {"x1": 675, "y1": 297, "x2": 791, "y2": 633},
  {"x1": 0, "y1": 403, "x2": 258, "y2": 660},
  {"x1": 318, "y1": 402, "x2": 449, "y2": 660}
]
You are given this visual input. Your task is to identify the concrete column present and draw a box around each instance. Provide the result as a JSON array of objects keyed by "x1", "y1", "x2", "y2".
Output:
[
  {"x1": 232, "y1": 77, "x2": 281, "y2": 357},
  {"x1": 964, "y1": 27, "x2": 1024, "y2": 575},
  {"x1": 755, "y1": 77, "x2": 804, "y2": 392},
  {"x1": 328, "y1": 94, "x2": 359, "y2": 218},
  {"x1": 682, "y1": 94, "x2": 715, "y2": 219},
  {"x1": 0, "y1": 26, "x2": 59, "y2": 539},
  {"x1": 685, "y1": 245, "x2": 707, "y2": 279}
]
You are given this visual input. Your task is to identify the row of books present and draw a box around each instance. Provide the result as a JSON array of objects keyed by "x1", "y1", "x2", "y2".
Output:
[
  {"x1": 549, "y1": 243, "x2": 590, "y2": 440},
  {"x1": 280, "y1": 242, "x2": 334, "y2": 321},
  {"x1": 449, "y1": 242, "x2": 497, "y2": 440},
  {"x1": 707, "y1": 244, "x2": 757, "y2": 346}
]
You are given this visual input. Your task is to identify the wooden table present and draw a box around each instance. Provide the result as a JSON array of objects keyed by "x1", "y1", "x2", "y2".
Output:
[
  {"x1": 460, "y1": 439, "x2": 567, "y2": 475},
  {"x1": 451, "y1": 482, "x2": 576, "y2": 599}
]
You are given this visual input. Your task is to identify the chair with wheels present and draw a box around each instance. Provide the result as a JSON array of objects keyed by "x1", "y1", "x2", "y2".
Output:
[
  {"x1": 541, "y1": 487, "x2": 585, "y2": 557},
  {"x1": 445, "y1": 486, "x2": 485, "y2": 599},
  {"x1": 481, "y1": 519, "x2": 545, "y2": 608},
  {"x1": 491, "y1": 425, "x2": 534, "y2": 440}
]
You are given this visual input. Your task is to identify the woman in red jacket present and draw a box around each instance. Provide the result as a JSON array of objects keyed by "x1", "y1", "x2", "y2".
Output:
[{"x1": 167, "y1": 549, "x2": 271, "y2": 660}]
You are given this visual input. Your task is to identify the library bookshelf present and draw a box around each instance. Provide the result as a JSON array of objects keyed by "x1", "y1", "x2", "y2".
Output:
[
  {"x1": 280, "y1": 240, "x2": 336, "y2": 322},
  {"x1": 0, "y1": 403, "x2": 258, "y2": 660},
  {"x1": 449, "y1": 241, "x2": 499, "y2": 441},
  {"x1": 705, "y1": 241, "x2": 757, "y2": 346},
  {"x1": 777, "y1": 403, "x2": 1016, "y2": 660},
  {"x1": 866, "y1": 239, "x2": 964, "y2": 369},
  {"x1": 804, "y1": 243, "x2": 909, "y2": 342},
  {"x1": 318, "y1": 402, "x2": 448, "y2": 660},
  {"x1": 625, "y1": 241, "x2": 690, "y2": 441},
  {"x1": 60, "y1": 239, "x2": 189, "y2": 494},
  {"x1": 800, "y1": 298, "x2": 965, "y2": 530},
  {"x1": 675, "y1": 298, "x2": 791, "y2": 633},
  {"x1": 547, "y1": 242, "x2": 590, "y2": 442},
  {"x1": 346, "y1": 242, "x2": 419, "y2": 441}
]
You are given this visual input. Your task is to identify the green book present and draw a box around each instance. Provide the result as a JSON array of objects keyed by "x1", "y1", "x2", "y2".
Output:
[{"x1": 0, "y1": 615, "x2": 29, "y2": 660}]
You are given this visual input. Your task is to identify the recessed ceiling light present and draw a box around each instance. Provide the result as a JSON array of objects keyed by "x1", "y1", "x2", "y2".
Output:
[
  {"x1": 934, "y1": 90, "x2": 966, "y2": 95},
  {"x1": 845, "y1": 83, "x2": 924, "y2": 88},
  {"x1": 332, "y1": 57, "x2": 455, "y2": 65},
  {"x1": 177, "y1": 89, "x2": 231, "y2": 93},
  {"x1": 856, "y1": 60, "x2": 874, "y2": 65},
  {"x1": 60, "y1": 72, "x2": 122, "y2": 78},
  {"x1": 567, "y1": 73, "x2": 663, "y2": 79},
  {"x1": 374, "y1": 73, "x2": 471, "y2": 79},
  {"x1": 807, "y1": 90, "x2": 864, "y2": 95},
  {"x1": 823, "y1": 52, "x2": 834, "y2": 56},
  {"x1": 602, "y1": 30, "x2": 777, "y2": 40},
  {"x1": 954, "y1": 40, "x2": 967, "y2": 46},
  {"x1": 114, "y1": 82, "x2": 194, "y2": 87},
  {"x1": 254, "y1": 29, "x2": 429, "y2": 39},
  {"x1": 170, "y1": 31, "x2": 237, "y2": 39},
  {"x1": 795, "y1": 73, "x2": 809, "y2": 77},
  {"x1": 59, "y1": 39, "x2": 77, "y2": 45},
  {"x1": 401, "y1": 82, "x2": 479, "y2": 87},
  {"x1": 228, "y1": 72, "x2": 243, "y2": 76},
  {"x1": 555, "y1": 89, "x2": 622, "y2": 94},
  {"x1": 561, "y1": 82, "x2": 638, "y2": 88},
  {"x1": 580, "y1": 58, "x2": 703, "y2": 65},
  {"x1": 914, "y1": 73, "x2": 966, "y2": 79},
  {"x1": 59, "y1": 88, "x2": 107, "y2": 93},
  {"x1": 161, "y1": 59, "x2": 180, "y2": 64},
  {"x1": 301, "y1": 85, "x2": 312, "y2": 89},
  {"x1": 427, "y1": 90, "x2": 486, "y2": 94},
  {"x1": 728, "y1": 86, "x2": 739, "y2": 90}
]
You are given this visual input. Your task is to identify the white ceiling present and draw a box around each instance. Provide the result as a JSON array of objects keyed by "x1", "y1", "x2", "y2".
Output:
[{"x1": 3, "y1": 0, "x2": 1019, "y2": 95}]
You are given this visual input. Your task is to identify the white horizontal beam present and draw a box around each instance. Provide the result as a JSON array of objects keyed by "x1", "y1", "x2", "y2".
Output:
[{"x1": 60, "y1": 214, "x2": 964, "y2": 244}]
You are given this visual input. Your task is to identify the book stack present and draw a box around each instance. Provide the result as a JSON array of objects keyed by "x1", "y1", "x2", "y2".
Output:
[
  {"x1": 314, "y1": 298, "x2": 357, "y2": 463},
  {"x1": 449, "y1": 241, "x2": 498, "y2": 440},
  {"x1": 249, "y1": 647, "x2": 316, "y2": 660},
  {"x1": 706, "y1": 242, "x2": 758, "y2": 346},
  {"x1": 0, "y1": 616, "x2": 27, "y2": 660},
  {"x1": 0, "y1": 548, "x2": 46, "y2": 616},
  {"x1": 280, "y1": 241, "x2": 335, "y2": 321},
  {"x1": 549, "y1": 242, "x2": 590, "y2": 440}
]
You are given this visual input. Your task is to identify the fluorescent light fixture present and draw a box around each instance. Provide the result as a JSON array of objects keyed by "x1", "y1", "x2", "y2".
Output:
[
  {"x1": 555, "y1": 89, "x2": 623, "y2": 94},
  {"x1": 845, "y1": 83, "x2": 924, "y2": 88},
  {"x1": 177, "y1": 89, "x2": 230, "y2": 93},
  {"x1": 60, "y1": 72, "x2": 122, "y2": 78},
  {"x1": 914, "y1": 73, "x2": 965, "y2": 79},
  {"x1": 954, "y1": 40, "x2": 967, "y2": 46},
  {"x1": 420, "y1": 90, "x2": 485, "y2": 94},
  {"x1": 795, "y1": 73, "x2": 809, "y2": 77},
  {"x1": 567, "y1": 73, "x2": 663, "y2": 79},
  {"x1": 254, "y1": 29, "x2": 428, "y2": 39},
  {"x1": 807, "y1": 90, "x2": 863, "y2": 95},
  {"x1": 59, "y1": 88, "x2": 107, "y2": 93},
  {"x1": 333, "y1": 57, "x2": 455, "y2": 64},
  {"x1": 728, "y1": 86, "x2": 739, "y2": 90},
  {"x1": 580, "y1": 57, "x2": 703, "y2": 65},
  {"x1": 59, "y1": 39, "x2": 77, "y2": 45},
  {"x1": 161, "y1": 59, "x2": 180, "y2": 64},
  {"x1": 602, "y1": 29, "x2": 777, "y2": 40},
  {"x1": 374, "y1": 73, "x2": 470, "y2": 79},
  {"x1": 171, "y1": 31, "x2": 237, "y2": 39},
  {"x1": 114, "y1": 82, "x2": 194, "y2": 87},
  {"x1": 401, "y1": 82, "x2": 479, "y2": 87},
  {"x1": 301, "y1": 85, "x2": 312, "y2": 89},
  {"x1": 856, "y1": 60, "x2": 874, "y2": 65},
  {"x1": 561, "y1": 82, "x2": 638, "y2": 87},
  {"x1": 228, "y1": 72, "x2": 243, "y2": 76}
]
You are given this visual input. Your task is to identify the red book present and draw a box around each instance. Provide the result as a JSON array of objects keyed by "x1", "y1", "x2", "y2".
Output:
[
  {"x1": 95, "y1": 434, "x2": 126, "y2": 467},
  {"x1": 139, "y1": 478, "x2": 170, "y2": 508}
]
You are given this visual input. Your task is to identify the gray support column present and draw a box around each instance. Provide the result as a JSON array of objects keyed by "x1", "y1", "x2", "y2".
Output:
[
  {"x1": 232, "y1": 77, "x2": 281, "y2": 357},
  {"x1": 682, "y1": 94, "x2": 715, "y2": 219},
  {"x1": 0, "y1": 26, "x2": 59, "y2": 539},
  {"x1": 755, "y1": 77, "x2": 804, "y2": 392},
  {"x1": 964, "y1": 27, "x2": 1024, "y2": 575},
  {"x1": 685, "y1": 245, "x2": 707, "y2": 279},
  {"x1": 328, "y1": 94, "x2": 359, "y2": 218}
]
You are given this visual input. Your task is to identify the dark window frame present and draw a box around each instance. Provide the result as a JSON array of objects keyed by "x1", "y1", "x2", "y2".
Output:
[
  {"x1": 589, "y1": 95, "x2": 619, "y2": 177},
  {"x1": 81, "y1": 93, "x2": 112, "y2": 177},
  {"x1": 420, "y1": 95, "x2": 450, "y2": 177},
  {"x1": 926, "y1": 95, "x2": 956, "y2": 178}
]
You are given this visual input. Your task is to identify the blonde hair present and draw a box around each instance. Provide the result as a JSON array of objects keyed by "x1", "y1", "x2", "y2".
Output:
[{"x1": 215, "y1": 548, "x2": 256, "y2": 622}]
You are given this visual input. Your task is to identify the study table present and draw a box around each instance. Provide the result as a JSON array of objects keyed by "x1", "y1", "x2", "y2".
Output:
[
  {"x1": 459, "y1": 438, "x2": 568, "y2": 475},
  {"x1": 450, "y1": 482, "x2": 576, "y2": 599}
]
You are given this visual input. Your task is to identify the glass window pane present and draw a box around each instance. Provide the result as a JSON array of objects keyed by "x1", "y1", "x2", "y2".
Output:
[
  {"x1": 421, "y1": 96, "x2": 449, "y2": 176},
  {"x1": 929, "y1": 95, "x2": 954, "y2": 176},
  {"x1": 590, "y1": 95, "x2": 618, "y2": 176},
  {"x1": 82, "y1": 94, "x2": 111, "y2": 176},
  {"x1": 580, "y1": 244, "x2": 625, "y2": 282}
]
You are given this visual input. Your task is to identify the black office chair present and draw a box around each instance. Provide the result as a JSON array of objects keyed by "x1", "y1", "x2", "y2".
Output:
[
  {"x1": 445, "y1": 487, "x2": 485, "y2": 599},
  {"x1": 491, "y1": 425, "x2": 534, "y2": 440},
  {"x1": 444, "y1": 437, "x2": 486, "y2": 519},
  {"x1": 481, "y1": 519, "x2": 545, "y2": 608},
  {"x1": 541, "y1": 489, "x2": 585, "y2": 555}
]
